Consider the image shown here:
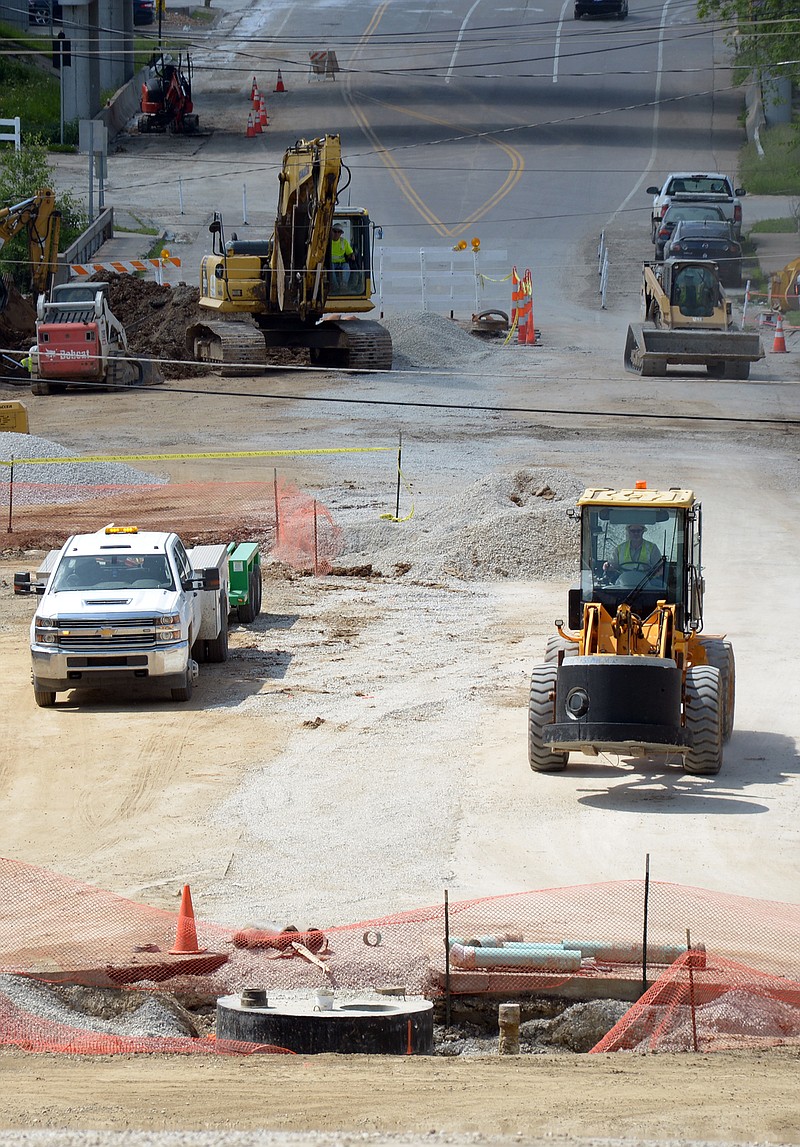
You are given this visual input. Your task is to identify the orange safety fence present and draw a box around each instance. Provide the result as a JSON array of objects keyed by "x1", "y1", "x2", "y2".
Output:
[
  {"x1": 591, "y1": 950, "x2": 800, "y2": 1053},
  {"x1": 0, "y1": 859, "x2": 798, "y2": 1054},
  {"x1": 0, "y1": 479, "x2": 344, "y2": 573}
]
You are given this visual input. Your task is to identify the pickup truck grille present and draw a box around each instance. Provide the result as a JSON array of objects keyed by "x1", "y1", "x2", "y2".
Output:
[{"x1": 52, "y1": 616, "x2": 161, "y2": 647}]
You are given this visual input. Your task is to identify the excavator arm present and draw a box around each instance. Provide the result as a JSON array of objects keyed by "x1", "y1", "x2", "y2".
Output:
[
  {"x1": 0, "y1": 189, "x2": 61, "y2": 305},
  {"x1": 272, "y1": 136, "x2": 342, "y2": 318}
]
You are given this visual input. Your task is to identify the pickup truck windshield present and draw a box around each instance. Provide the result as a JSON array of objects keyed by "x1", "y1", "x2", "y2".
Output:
[{"x1": 51, "y1": 554, "x2": 175, "y2": 591}]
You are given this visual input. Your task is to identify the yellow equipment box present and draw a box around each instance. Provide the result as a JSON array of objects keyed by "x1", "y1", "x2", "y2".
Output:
[{"x1": 0, "y1": 401, "x2": 29, "y2": 433}]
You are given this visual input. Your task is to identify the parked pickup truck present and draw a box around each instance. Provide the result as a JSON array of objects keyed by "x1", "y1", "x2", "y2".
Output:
[
  {"x1": 14, "y1": 524, "x2": 262, "y2": 707},
  {"x1": 646, "y1": 173, "x2": 746, "y2": 242}
]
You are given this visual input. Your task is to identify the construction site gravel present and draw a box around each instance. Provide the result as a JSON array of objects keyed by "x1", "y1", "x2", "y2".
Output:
[{"x1": 2, "y1": 24, "x2": 800, "y2": 1143}]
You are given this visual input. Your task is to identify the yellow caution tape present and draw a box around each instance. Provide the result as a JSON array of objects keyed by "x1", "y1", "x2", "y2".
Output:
[{"x1": 0, "y1": 447, "x2": 392, "y2": 467}]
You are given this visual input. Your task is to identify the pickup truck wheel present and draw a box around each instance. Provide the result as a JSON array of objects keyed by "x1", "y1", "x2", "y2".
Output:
[
  {"x1": 33, "y1": 683, "x2": 56, "y2": 707},
  {"x1": 171, "y1": 668, "x2": 193, "y2": 703},
  {"x1": 205, "y1": 592, "x2": 229, "y2": 662}
]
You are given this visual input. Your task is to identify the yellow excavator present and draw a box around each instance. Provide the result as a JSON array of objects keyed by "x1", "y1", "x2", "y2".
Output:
[
  {"x1": 0, "y1": 189, "x2": 61, "y2": 378},
  {"x1": 0, "y1": 188, "x2": 61, "y2": 310},
  {"x1": 186, "y1": 135, "x2": 392, "y2": 373},
  {"x1": 768, "y1": 256, "x2": 800, "y2": 313},
  {"x1": 528, "y1": 484, "x2": 735, "y2": 777}
]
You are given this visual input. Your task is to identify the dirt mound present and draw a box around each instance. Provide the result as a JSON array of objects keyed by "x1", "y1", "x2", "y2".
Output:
[
  {"x1": 85, "y1": 272, "x2": 213, "y2": 378},
  {"x1": 85, "y1": 273, "x2": 308, "y2": 378},
  {"x1": 0, "y1": 280, "x2": 36, "y2": 354}
]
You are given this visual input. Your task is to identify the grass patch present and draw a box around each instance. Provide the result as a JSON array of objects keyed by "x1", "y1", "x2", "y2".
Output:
[
  {"x1": 739, "y1": 123, "x2": 800, "y2": 195},
  {"x1": 0, "y1": 39, "x2": 62, "y2": 139},
  {"x1": 749, "y1": 217, "x2": 798, "y2": 233}
]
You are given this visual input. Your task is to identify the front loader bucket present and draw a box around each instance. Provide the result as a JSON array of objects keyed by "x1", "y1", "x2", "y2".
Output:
[{"x1": 624, "y1": 324, "x2": 764, "y2": 379}]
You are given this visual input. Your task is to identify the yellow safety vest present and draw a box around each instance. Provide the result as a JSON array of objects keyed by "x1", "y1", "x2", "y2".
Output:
[
  {"x1": 619, "y1": 539, "x2": 657, "y2": 566},
  {"x1": 331, "y1": 237, "x2": 353, "y2": 265}
]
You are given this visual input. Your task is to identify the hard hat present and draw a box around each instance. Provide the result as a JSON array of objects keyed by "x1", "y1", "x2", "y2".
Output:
[{"x1": 332, "y1": 224, "x2": 344, "y2": 232}]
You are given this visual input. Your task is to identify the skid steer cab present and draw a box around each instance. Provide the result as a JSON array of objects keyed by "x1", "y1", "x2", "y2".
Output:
[{"x1": 528, "y1": 485, "x2": 735, "y2": 778}]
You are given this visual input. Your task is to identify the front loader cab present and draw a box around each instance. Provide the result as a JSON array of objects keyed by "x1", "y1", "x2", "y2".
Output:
[{"x1": 568, "y1": 487, "x2": 703, "y2": 634}]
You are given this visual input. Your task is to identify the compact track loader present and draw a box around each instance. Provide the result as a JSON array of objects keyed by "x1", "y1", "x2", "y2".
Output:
[
  {"x1": 528, "y1": 485, "x2": 734, "y2": 777},
  {"x1": 624, "y1": 259, "x2": 763, "y2": 379}
]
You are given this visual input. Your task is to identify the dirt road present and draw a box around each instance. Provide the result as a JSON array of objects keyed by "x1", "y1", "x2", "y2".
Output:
[{"x1": 0, "y1": 1045, "x2": 798, "y2": 1140}]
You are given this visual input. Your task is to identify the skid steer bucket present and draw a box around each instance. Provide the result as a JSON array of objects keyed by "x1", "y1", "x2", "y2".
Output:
[{"x1": 624, "y1": 324, "x2": 764, "y2": 379}]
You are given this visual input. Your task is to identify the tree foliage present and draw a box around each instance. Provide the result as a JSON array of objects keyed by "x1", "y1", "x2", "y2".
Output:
[
  {"x1": 695, "y1": 0, "x2": 800, "y2": 74},
  {"x1": 0, "y1": 136, "x2": 86, "y2": 290}
]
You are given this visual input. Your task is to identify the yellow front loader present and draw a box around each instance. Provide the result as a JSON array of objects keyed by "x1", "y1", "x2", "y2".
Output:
[{"x1": 528, "y1": 485, "x2": 735, "y2": 777}]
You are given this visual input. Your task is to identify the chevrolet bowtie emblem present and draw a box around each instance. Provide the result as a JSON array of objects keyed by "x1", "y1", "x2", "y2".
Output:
[{"x1": 99, "y1": 628, "x2": 113, "y2": 639}]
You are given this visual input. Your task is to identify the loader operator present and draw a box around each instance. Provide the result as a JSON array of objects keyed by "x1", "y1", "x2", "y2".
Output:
[
  {"x1": 603, "y1": 524, "x2": 662, "y2": 581},
  {"x1": 330, "y1": 225, "x2": 355, "y2": 293}
]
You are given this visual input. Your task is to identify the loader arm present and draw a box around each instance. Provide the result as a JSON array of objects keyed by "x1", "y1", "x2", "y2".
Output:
[{"x1": 0, "y1": 189, "x2": 61, "y2": 302}]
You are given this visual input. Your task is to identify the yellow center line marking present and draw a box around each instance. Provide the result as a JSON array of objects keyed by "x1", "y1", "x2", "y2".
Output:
[{"x1": 343, "y1": 3, "x2": 525, "y2": 238}]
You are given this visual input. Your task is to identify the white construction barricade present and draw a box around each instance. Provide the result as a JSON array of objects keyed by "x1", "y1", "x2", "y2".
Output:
[{"x1": 376, "y1": 246, "x2": 509, "y2": 317}]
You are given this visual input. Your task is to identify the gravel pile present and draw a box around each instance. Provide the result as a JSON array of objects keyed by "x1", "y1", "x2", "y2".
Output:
[
  {"x1": 380, "y1": 312, "x2": 507, "y2": 370},
  {"x1": 0, "y1": 976, "x2": 195, "y2": 1040},
  {"x1": 336, "y1": 467, "x2": 584, "y2": 581},
  {"x1": 0, "y1": 432, "x2": 168, "y2": 504}
]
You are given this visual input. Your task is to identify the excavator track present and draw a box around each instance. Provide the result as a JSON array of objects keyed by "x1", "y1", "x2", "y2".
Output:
[
  {"x1": 186, "y1": 322, "x2": 268, "y2": 376},
  {"x1": 338, "y1": 320, "x2": 393, "y2": 371}
]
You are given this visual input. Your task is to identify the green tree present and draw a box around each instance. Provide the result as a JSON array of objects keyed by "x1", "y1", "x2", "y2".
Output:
[
  {"x1": 696, "y1": 1, "x2": 800, "y2": 75},
  {"x1": 0, "y1": 135, "x2": 86, "y2": 291}
]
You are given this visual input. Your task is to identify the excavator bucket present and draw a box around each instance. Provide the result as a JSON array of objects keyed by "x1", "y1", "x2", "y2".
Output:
[{"x1": 624, "y1": 323, "x2": 764, "y2": 379}]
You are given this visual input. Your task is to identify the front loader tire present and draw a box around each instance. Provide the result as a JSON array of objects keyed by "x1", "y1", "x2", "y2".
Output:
[
  {"x1": 682, "y1": 665, "x2": 723, "y2": 776},
  {"x1": 544, "y1": 635, "x2": 578, "y2": 664},
  {"x1": 697, "y1": 638, "x2": 735, "y2": 742},
  {"x1": 528, "y1": 664, "x2": 568, "y2": 772}
]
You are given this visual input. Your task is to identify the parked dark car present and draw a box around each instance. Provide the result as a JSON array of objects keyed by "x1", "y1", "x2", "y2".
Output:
[
  {"x1": 28, "y1": 0, "x2": 62, "y2": 26},
  {"x1": 134, "y1": 0, "x2": 156, "y2": 25},
  {"x1": 575, "y1": 0, "x2": 628, "y2": 17},
  {"x1": 654, "y1": 203, "x2": 727, "y2": 260},
  {"x1": 663, "y1": 220, "x2": 744, "y2": 289}
]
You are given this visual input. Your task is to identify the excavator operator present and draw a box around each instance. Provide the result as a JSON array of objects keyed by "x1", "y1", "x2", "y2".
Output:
[{"x1": 330, "y1": 224, "x2": 355, "y2": 293}]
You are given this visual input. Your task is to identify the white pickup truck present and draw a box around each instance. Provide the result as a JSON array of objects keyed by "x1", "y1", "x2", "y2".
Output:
[
  {"x1": 14, "y1": 524, "x2": 258, "y2": 707},
  {"x1": 646, "y1": 173, "x2": 746, "y2": 242}
]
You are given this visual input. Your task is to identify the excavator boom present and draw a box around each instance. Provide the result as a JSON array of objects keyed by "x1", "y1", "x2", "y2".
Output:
[
  {"x1": 273, "y1": 135, "x2": 342, "y2": 315},
  {"x1": 0, "y1": 189, "x2": 61, "y2": 301}
]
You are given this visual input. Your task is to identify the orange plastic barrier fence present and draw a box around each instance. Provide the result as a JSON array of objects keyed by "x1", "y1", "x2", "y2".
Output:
[
  {"x1": 591, "y1": 950, "x2": 800, "y2": 1053},
  {"x1": 0, "y1": 860, "x2": 797, "y2": 1055},
  {"x1": 0, "y1": 479, "x2": 343, "y2": 573}
]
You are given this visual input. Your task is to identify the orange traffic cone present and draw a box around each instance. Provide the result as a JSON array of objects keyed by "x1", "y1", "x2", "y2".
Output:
[
  {"x1": 259, "y1": 96, "x2": 268, "y2": 127},
  {"x1": 253, "y1": 108, "x2": 262, "y2": 134},
  {"x1": 250, "y1": 75, "x2": 258, "y2": 99},
  {"x1": 252, "y1": 85, "x2": 260, "y2": 110},
  {"x1": 169, "y1": 884, "x2": 207, "y2": 955},
  {"x1": 771, "y1": 313, "x2": 787, "y2": 353},
  {"x1": 246, "y1": 111, "x2": 255, "y2": 137},
  {"x1": 274, "y1": 68, "x2": 286, "y2": 93}
]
